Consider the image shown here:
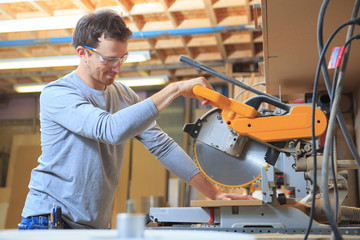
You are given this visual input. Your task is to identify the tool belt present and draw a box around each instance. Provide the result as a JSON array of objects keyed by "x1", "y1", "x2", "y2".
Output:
[
  {"x1": 18, "y1": 205, "x2": 67, "y2": 230},
  {"x1": 18, "y1": 215, "x2": 65, "y2": 230}
]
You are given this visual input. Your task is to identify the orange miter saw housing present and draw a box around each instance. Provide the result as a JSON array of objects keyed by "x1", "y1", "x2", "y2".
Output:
[{"x1": 192, "y1": 85, "x2": 327, "y2": 143}]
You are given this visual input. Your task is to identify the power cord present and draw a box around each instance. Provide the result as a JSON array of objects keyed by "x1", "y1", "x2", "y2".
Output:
[
  {"x1": 311, "y1": 17, "x2": 360, "y2": 240},
  {"x1": 303, "y1": 2, "x2": 330, "y2": 239}
]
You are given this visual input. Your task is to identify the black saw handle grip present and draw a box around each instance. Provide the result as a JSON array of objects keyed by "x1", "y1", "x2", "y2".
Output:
[
  {"x1": 244, "y1": 95, "x2": 291, "y2": 112},
  {"x1": 179, "y1": 55, "x2": 279, "y2": 101}
]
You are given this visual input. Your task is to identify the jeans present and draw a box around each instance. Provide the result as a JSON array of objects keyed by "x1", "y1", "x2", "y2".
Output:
[
  {"x1": 18, "y1": 216, "x2": 49, "y2": 230},
  {"x1": 18, "y1": 215, "x2": 72, "y2": 230}
]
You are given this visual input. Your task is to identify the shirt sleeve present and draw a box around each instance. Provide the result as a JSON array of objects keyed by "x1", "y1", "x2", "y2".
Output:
[
  {"x1": 135, "y1": 122, "x2": 200, "y2": 182},
  {"x1": 40, "y1": 80, "x2": 159, "y2": 145}
]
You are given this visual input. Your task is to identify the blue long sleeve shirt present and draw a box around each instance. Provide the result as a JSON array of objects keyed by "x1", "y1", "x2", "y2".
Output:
[{"x1": 21, "y1": 71, "x2": 199, "y2": 228}]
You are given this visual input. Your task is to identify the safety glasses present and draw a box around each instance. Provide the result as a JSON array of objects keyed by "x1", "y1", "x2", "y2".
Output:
[{"x1": 84, "y1": 46, "x2": 128, "y2": 66}]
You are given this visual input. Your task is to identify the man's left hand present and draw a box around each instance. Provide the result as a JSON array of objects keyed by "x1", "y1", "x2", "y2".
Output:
[{"x1": 215, "y1": 192, "x2": 259, "y2": 201}]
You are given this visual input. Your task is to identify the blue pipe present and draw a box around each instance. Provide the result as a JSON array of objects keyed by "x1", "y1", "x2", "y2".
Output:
[
  {"x1": 131, "y1": 25, "x2": 252, "y2": 38},
  {"x1": 0, "y1": 25, "x2": 255, "y2": 48},
  {"x1": 0, "y1": 36, "x2": 73, "y2": 47}
]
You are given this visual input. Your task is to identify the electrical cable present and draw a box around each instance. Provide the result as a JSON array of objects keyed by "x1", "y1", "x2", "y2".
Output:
[
  {"x1": 317, "y1": 0, "x2": 332, "y2": 93},
  {"x1": 318, "y1": 2, "x2": 360, "y2": 169},
  {"x1": 335, "y1": 0, "x2": 360, "y2": 167},
  {"x1": 304, "y1": 2, "x2": 329, "y2": 239},
  {"x1": 311, "y1": 18, "x2": 360, "y2": 240},
  {"x1": 329, "y1": 33, "x2": 340, "y2": 239},
  {"x1": 323, "y1": 32, "x2": 360, "y2": 240},
  {"x1": 315, "y1": 1, "x2": 340, "y2": 228},
  {"x1": 323, "y1": 31, "x2": 360, "y2": 240},
  {"x1": 331, "y1": 140, "x2": 339, "y2": 224},
  {"x1": 322, "y1": 13, "x2": 360, "y2": 234}
]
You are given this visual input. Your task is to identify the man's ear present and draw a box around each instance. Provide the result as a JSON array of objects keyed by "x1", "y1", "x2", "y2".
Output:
[{"x1": 76, "y1": 46, "x2": 88, "y2": 63}]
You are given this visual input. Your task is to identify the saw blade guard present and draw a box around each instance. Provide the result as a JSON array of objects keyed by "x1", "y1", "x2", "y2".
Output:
[
  {"x1": 188, "y1": 108, "x2": 269, "y2": 188},
  {"x1": 192, "y1": 84, "x2": 327, "y2": 142}
]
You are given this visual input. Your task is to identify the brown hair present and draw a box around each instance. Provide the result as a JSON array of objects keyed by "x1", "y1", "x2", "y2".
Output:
[{"x1": 71, "y1": 9, "x2": 132, "y2": 48}]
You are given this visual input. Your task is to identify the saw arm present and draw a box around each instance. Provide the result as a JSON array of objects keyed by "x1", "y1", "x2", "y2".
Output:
[{"x1": 193, "y1": 85, "x2": 327, "y2": 142}]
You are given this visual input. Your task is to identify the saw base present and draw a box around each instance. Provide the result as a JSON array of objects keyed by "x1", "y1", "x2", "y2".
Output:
[
  {"x1": 149, "y1": 204, "x2": 360, "y2": 236},
  {"x1": 190, "y1": 200, "x2": 263, "y2": 207}
]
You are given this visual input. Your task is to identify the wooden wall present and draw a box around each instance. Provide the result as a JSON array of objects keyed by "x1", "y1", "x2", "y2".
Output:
[{"x1": 1, "y1": 134, "x2": 41, "y2": 229}]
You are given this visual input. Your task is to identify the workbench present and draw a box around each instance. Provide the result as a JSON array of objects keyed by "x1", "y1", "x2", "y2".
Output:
[{"x1": 1, "y1": 229, "x2": 360, "y2": 240}]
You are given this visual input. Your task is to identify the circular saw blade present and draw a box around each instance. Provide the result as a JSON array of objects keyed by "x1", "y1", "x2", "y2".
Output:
[
  {"x1": 192, "y1": 108, "x2": 269, "y2": 188},
  {"x1": 194, "y1": 140, "x2": 269, "y2": 188}
]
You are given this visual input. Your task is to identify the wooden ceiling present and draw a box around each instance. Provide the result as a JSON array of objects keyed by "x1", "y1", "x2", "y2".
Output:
[{"x1": 0, "y1": 0, "x2": 263, "y2": 95}]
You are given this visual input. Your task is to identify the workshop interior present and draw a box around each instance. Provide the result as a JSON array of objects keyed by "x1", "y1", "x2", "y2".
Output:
[{"x1": 0, "y1": 0, "x2": 360, "y2": 239}]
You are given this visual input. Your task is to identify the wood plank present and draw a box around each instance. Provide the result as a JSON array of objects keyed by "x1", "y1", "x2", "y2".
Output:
[
  {"x1": 178, "y1": 18, "x2": 210, "y2": 29},
  {"x1": 129, "y1": 140, "x2": 168, "y2": 213},
  {"x1": 218, "y1": 15, "x2": 248, "y2": 26},
  {"x1": 110, "y1": 140, "x2": 131, "y2": 229},
  {"x1": 187, "y1": 36, "x2": 217, "y2": 47},
  {"x1": 0, "y1": 188, "x2": 10, "y2": 228},
  {"x1": 141, "y1": 21, "x2": 173, "y2": 31},
  {"x1": 70, "y1": 0, "x2": 95, "y2": 12},
  {"x1": 168, "y1": 0, "x2": 204, "y2": 12},
  {"x1": 213, "y1": 0, "x2": 246, "y2": 8},
  {"x1": 154, "y1": 38, "x2": 183, "y2": 49},
  {"x1": 130, "y1": 2, "x2": 164, "y2": 15},
  {"x1": 195, "y1": 52, "x2": 222, "y2": 62},
  {"x1": 5, "y1": 135, "x2": 40, "y2": 189},
  {"x1": 5, "y1": 135, "x2": 41, "y2": 229},
  {"x1": 0, "y1": 188, "x2": 10, "y2": 203},
  {"x1": 190, "y1": 199, "x2": 263, "y2": 207}
]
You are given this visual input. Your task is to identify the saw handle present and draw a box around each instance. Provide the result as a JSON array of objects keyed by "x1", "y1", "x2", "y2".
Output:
[
  {"x1": 192, "y1": 85, "x2": 257, "y2": 118},
  {"x1": 244, "y1": 95, "x2": 291, "y2": 112}
]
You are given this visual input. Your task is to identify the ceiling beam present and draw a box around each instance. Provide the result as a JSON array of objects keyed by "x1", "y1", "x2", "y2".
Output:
[
  {"x1": 30, "y1": 1, "x2": 53, "y2": 16},
  {"x1": 3, "y1": 77, "x2": 17, "y2": 85},
  {"x1": 168, "y1": 0, "x2": 204, "y2": 11},
  {"x1": 203, "y1": 0, "x2": 227, "y2": 59},
  {"x1": 114, "y1": 0, "x2": 165, "y2": 67},
  {"x1": 70, "y1": 0, "x2": 95, "y2": 12},
  {"x1": 130, "y1": 2, "x2": 164, "y2": 15},
  {"x1": 14, "y1": 47, "x2": 32, "y2": 57},
  {"x1": 245, "y1": 0, "x2": 256, "y2": 57},
  {"x1": 31, "y1": 76, "x2": 43, "y2": 83},
  {"x1": 0, "y1": 6, "x2": 16, "y2": 19},
  {"x1": 159, "y1": 0, "x2": 193, "y2": 61}
]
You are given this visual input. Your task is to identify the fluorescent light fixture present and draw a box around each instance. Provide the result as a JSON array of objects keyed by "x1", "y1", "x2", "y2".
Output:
[
  {"x1": 0, "y1": 15, "x2": 83, "y2": 33},
  {"x1": 0, "y1": 0, "x2": 39, "y2": 3},
  {"x1": 127, "y1": 50, "x2": 150, "y2": 63},
  {"x1": 0, "y1": 6, "x2": 127, "y2": 33},
  {"x1": 13, "y1": 82, "x2": 46, "y2": 93},
  {"x1": 116, "y1": 75, "x2": 169, "y2": 87},
  {"x1": 0, "y1": 51, "x2": 150, "y2": 70},
  {"x1": 0, "y1": 55, "x2": 79, "y2": 70},
  {"x1": 13, "y1": 75, "x2": 169, "y2": 93}
]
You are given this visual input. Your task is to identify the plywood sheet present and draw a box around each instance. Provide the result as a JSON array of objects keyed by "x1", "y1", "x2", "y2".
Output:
[
  {"x1": 0, "y1": 188, "x2": 10, "y2": 229},
  {"x1": 262, "y1": 0, "x2": 360, "y2": 101},
  {"x1": 129, "y1": 140, "x2": 168, "y2": 213},
  {"x1": 5, "y1": 134, "x2": 41, "y2": 229},
  {"x1": 110, "y1": 140, "x2": 131, "y2": 229}
]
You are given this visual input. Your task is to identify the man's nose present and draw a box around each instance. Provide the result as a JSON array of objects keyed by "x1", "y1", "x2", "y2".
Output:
[{"x1": 112, "y1": 62, "x2": 121, "y2": 73}]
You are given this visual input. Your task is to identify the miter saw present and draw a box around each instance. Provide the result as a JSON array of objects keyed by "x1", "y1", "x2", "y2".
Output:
[{"x1": 149, "y1": 56, "x2": 360, "y2": 235}]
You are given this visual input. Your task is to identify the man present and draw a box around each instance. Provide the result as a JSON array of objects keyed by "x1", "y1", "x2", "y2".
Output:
[{"x1": 20, "y1": 9, "x2": 254, "y2": 229}]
